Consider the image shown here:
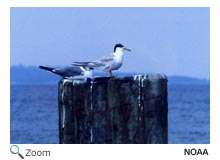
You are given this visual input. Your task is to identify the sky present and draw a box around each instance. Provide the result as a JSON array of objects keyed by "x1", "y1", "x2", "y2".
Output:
[{"x1": 10, "y1": 7, "x2": 210, "y2": 79}]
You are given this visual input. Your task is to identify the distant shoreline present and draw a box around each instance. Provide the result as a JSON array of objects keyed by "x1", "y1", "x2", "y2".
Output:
[{"x1": 10, "y1": 65, "x2": 210, "y2": 85}]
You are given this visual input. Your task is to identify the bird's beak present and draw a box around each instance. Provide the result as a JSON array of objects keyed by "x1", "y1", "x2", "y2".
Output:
[{"x1": 123, "y1": 47, "x2": 131, "y2": 52}]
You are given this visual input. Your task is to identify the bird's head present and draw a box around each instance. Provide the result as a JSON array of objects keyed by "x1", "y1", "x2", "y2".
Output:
[{"x1": 114, "y1": 43, "x2": 131, "y2": 52}]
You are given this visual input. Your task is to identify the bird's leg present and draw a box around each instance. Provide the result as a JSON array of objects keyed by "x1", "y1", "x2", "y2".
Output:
[{"x1": 109, "y1": 71, "x2": 113, "y2": 77}]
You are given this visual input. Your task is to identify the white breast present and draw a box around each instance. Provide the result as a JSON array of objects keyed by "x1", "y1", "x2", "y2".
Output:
[
  {"x1": 114, "y1": 50, "x2": 124, "y2": 63},
  {"x1": 107, "y1": 51, "x2": 124, "y2": 71}
]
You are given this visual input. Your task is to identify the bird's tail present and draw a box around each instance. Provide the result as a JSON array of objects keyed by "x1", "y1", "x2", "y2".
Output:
[{"x1": 39, "y1": 65, "x2": 55, "y2": 73}]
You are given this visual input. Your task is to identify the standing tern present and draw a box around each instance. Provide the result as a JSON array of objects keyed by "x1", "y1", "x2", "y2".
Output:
[
  {"x1": 39, "y1": 65, "x2": 93, "y2": 79},
  {"x1": 72, "y1": 43, "x2": 131, "y2": 76}
]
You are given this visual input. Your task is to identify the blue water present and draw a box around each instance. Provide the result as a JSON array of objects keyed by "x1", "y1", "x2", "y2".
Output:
[
  {"x1": 168, "y1": 84, "x2": 210, "y2": 143},
  {"x1": 10, "y1": 84, "x2": 210, "y2": 144},
  {"x1": 10, "y1": 85, "x2": 59, "y2": 144}
]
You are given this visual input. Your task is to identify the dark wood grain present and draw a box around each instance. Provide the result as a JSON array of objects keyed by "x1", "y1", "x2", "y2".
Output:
[{"x1": 58, "y1": 74, "x2": 168, "y2": 144}]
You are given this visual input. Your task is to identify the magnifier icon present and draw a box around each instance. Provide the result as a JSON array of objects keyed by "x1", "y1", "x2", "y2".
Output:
[{"x1": 10, "y1": 145, "x2": 24, "y2": 159}]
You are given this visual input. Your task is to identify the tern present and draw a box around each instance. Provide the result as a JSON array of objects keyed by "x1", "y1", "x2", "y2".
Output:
[
  {"x1": 39, "y1": 65, "x2": 93, "y2": 79},
  {"x1": 72, "y1": 43, "x2": 131, "y2": 76}
]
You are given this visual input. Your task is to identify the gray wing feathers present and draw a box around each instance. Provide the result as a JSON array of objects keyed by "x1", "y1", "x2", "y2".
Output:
[
  {"x1": 56, "y1": 66, "x2": 83, "y2": 77},
  {"x1": 72, "y1": 53, "x2": 114, "y2": 69},
  {"x1": 39, "y1": 65, "x2": 83, "y2": 78}
]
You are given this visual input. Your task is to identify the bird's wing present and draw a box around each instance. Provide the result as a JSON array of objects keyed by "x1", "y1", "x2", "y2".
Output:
[
  {"x1": 97, "y1": 53, "x2": 114, "y2": 63},
  {"x1": 72, "y1": 53, "x2": 114, "y2": 68},
  {"x1": 56, "y1": 66, "x2": 83, "y2": 77},
  {"x1": 90, "y1": 53, "x2": 114, "y2": 67},
  {"x1": 72, "y1": 62, "x2": 91, "y2": 67}
]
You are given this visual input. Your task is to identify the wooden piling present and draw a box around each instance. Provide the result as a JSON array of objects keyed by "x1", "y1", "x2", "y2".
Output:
[{"x1": 58, "y1": 74, "x2": 168, "y2": 144}]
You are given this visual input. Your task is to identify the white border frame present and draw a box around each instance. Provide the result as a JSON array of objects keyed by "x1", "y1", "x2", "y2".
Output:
[{"x1": 0, "y1": 0, "x2": 218, "y2": 159}]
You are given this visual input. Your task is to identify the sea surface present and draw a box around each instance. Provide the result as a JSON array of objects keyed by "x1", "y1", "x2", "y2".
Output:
[{"x1": 10, "y1": 83, "x2": 210, "y2": 144}]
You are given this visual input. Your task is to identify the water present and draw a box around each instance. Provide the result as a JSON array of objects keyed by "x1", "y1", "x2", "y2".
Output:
[
  {"x1": 10, "y1": 85, "x2": 59, "y2": 144},
  {"x1": 10, "y1": 84, "x2": 210, "y2": 144},
  {"x1": 168, "y1": 84, "x2": 210, "y2": 143}
]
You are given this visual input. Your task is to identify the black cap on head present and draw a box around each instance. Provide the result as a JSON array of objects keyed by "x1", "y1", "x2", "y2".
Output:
[{"x1": 114, "y1": 43, "x2": 124, "y2": 52}]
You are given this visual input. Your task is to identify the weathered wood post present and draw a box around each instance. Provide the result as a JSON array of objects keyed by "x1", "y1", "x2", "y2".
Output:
[{"x1": 58, "y1": 74, "x2": 168, "y2": 144}]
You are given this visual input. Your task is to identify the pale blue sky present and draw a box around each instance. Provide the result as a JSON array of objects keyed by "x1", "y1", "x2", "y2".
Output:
[{"x1": 11, "y1": 8, "x2": 210, "y2": 79}]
